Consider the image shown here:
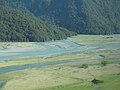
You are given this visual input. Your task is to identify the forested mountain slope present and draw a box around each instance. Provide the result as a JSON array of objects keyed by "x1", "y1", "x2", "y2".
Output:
[
  {"x1": 1, "y1": 0, "x2": 119, "y2": 34},
  {"x1": 0, "y1": 5, "x2": 76, "y2": 42}
]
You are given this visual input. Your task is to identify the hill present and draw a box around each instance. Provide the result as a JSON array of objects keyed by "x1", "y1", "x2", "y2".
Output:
[
  {"x1": 0, "y1": 5, "x2": 76, "y2": 42},
  {"x1": 1, "y1": 0, "x2": 119, "y2": 34}
]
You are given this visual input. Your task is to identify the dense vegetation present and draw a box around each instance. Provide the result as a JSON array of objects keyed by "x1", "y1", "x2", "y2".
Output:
[
  {"x1": 0, "y1": 5, "x2": 76, "y2": 42},
  {"x1": 1, "y1": 0, "x2": 119, "y2": 35}
]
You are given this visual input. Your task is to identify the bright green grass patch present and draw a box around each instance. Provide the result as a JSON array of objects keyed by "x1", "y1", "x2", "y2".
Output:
[
  {"x1": 15, "y1": 42, "x2": 34, "y2": 47},
  {"x1": 72, "y1": 35, "x2": 105, "y2": 39},
  {"x1": 98, "y1": 74, "x2": 120, "y2": 90},
  {"x1": 48, "y1": 83, "x2": 94, "y2": 90},
  {"x1": 0, "y1": 42, "x2": 34, "y2": 47},
  {"x1": 48, "y1": 74, "x2": 120, "y2": 90}
]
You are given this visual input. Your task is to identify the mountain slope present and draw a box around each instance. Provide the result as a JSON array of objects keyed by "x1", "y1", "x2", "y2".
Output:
[
  {"x1": 2, "y1": 0, "x2": 119, "y2": 35},
  {"x1": 0, "y1": 0, "x2": 120, "y2": 35},
  {"x1": 0, "y1": 5, "x2": 76, "y2": 42},
  {"x1": 32, "y1": 0, "x2": 120, "y2": 34}
]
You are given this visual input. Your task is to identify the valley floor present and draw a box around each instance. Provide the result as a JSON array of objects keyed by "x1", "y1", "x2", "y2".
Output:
[{"x1": 0, "y1": 35, "x2": 120, "y2": 90}]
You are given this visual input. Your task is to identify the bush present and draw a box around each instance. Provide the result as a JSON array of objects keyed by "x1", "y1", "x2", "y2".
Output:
[
  {"x1": 79, "y1": 64, "x2": 88, "y2": 69},
  {"x1": 101, "y1": 61, "x2": 107, "y2": 66},
  {"x1": 91, "y1": 79, "x2": 104, "y2": 84}
]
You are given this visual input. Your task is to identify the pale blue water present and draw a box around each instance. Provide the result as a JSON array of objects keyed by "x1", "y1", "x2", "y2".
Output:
[
  {"x1": 0, "y1": 57, "x2": 119, "y2": 75},
  {"x1": 0, "y1": 60, "x2": 79, "y2": 74},
  {"x1": 0, "y1": 35, "x2": 120, "y2": 74},
  {"x1": 0, "y1": 81, "x2": 6, "y2": 89},
  {"x1": 0, "y1": 41, "x2": 95, "y2": 61}
]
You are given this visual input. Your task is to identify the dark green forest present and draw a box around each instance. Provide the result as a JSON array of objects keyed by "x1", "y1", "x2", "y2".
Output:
[
  {"x1": 1, "y1": 0, "x2": 120, "y2": 35},
  {"x1": 0, "y1": 5, "x2": 76, "y2": 42},
  {"x1": 0, "y1": 0, "x2": 120, "y2": 41}
]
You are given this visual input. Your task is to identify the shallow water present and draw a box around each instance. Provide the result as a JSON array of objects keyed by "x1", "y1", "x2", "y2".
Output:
[
  {"x1": 0, "y1": 81, "x2": 5, "y2": 89},
  {"x1": 0, "y1": 35, "x2": 120, "y2": 74},
  {"x1": 0, "y1": 41, "x2": 95, "y2": 61},
  {"x1": 0, "y1": 57, "x2": 119, "y2": 74},
  {"x1": 0, "y1": 56, "x2": 102, "y2": 74}
]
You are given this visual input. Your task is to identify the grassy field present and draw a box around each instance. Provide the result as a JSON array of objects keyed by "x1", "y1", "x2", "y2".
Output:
[
  {"x1": 72, "y1": 35, "x2": 105, "y2": 39},
  {"x1": 0, "y1": 35, "x2": 120, "y2": 90},
  {"x1": 1, "y1": 64, "x2": 120, "y2": 90},
  {"x1": 75, "y1": 40, "x2": 120, "y2": 46},
  {"x1": 48, "y1": 74, "x2": 120, "y2": 90},
  {"x1": 72, "y1": 35, "x2": 120, "y2": 46},
  {"x1": 0, "y1": 42, "x2": 34, "y2": 47}
]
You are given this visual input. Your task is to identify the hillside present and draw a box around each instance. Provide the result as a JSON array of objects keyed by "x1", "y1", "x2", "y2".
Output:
[
  {"x1": 1, "y1": 0, "x2": 119, "y2": 35},
  {"x1": 0, "y1": 5, "x2": 76, "y2": 42}
]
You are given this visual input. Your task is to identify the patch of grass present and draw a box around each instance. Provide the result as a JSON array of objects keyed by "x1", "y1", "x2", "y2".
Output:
[
  {"x1": 72, "y1": 35, "x2": 104, "y2": 39},
  {"x1": 98, "y1": 74, "x2": 120, "y2": 90},
  {"x1": 1, "y1": 64, "x2": 120, "y2": 90},
  {"x1": 15, "y1": 42, "x2": 33, "y2": 47},
  {"x1": 48, "y1": 74, "x2": 120, "y2": 90},
  {"x1": 75, "y1": 40, "x2": 120, "y2": 46}
]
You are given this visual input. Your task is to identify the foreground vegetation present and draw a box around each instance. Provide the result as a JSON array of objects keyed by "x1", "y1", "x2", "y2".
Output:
[
  {"x1": 48, "y1": 74, "x2": 120, "y2": 90},
  {"x1": 0, "y1": 63, "x2": 120, "y2": 90}
]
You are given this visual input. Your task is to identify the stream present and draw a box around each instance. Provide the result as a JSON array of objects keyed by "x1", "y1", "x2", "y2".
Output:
[{"x1": 0, "y1": 35, "x2": 120, "y2": 74}]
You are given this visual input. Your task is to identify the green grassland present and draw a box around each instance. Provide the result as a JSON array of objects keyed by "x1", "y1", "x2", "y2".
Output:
[
  {"x1": 48, "y1": 74, "x2": 120, "y2": 90},
  {"x1": 0, "y1": 42, "x2": 34, "y2": 47},
  {"x1": 72, "y1": 35, "x2": 105, "y2": 39},
  {"x1": 1, "y1": 64, "x2": 120, "y2": 90},
  {"x1": 76, "y1": 40, "x2": 120, "y2": 46},
  {"x1": 72, "y1": 35, "x2": 120, "y2": 46}
]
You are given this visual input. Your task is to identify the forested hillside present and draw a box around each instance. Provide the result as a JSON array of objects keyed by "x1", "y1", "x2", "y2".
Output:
[
  {"x1": 0, "y1": 5, "x2": 76, "y2": 42},
  {"x1": 1, "y1": 0, "x2": 119, "y2": 35}
]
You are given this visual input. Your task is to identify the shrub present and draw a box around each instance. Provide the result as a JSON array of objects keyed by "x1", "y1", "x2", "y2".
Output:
[
  {"x1": 91, "y1": 79, "x2": 104, "y2": 84},
  {"x1": 101, "y1": 61, "x2": 107, "y2": 66},
  {"x1": 79, "y1": 64, "x2": 88, "y2": 69}
]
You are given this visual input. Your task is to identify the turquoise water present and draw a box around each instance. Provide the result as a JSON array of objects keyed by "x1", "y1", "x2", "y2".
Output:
[{"x1": 0, "y1": 41, "x2": 95, "y2": 61}]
